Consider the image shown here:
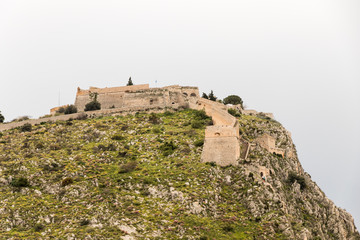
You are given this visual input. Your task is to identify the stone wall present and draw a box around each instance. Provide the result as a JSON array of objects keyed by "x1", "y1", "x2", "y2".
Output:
[
  {"x1": 195, "y1": 98, "x2": 241, "y2": 166},
  {"x1": 255, "y1": 133, "x2": 285, "y2": 157},
  {"x1": 74, "y1": 85, "x2": 199, "y2": 112}
]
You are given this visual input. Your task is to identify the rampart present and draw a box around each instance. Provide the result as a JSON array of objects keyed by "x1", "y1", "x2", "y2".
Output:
[{"x1": 195, "y1": 98, "x2": 240, "y2": 166}]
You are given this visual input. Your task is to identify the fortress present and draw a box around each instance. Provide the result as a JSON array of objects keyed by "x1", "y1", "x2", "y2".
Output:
[{"x1": 2, "y1": 83, "x2": 285, "y2": 167}]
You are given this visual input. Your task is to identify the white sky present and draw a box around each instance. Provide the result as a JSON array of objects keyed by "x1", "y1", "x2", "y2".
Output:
[{"x1": 1, "y1": 0, "x2": 359, "y2": 228}]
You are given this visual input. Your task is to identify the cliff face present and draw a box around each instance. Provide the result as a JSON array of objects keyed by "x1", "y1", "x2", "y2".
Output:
[
  {"x1": 237, "y1": 114, "x2": 359, "y2": 239},
  {"x1": 0, "y1": 109, "x2": 358, "y2": 239}
]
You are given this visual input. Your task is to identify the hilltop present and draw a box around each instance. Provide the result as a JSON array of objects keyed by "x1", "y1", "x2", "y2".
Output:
[{"x1": 0, "y1": 108, "x2": 359, "y2": 239}]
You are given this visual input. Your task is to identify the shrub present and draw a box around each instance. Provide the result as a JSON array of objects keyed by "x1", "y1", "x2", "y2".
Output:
[
  {"x1": 61, "y1": 177, "x2": 74, "y2": 187},
  {"x1": 191, "y1": 121, "x2": 203, "y2": 129},
  {"x1": 119, "y1": 161, "x2": 138, "y2": 173},
  {"x1": 57, "y1": 107, "x2": 65, "y2": 114},
  {"x1": 64, "y1": 105, "x2": 78, "y2": 114},
  {"x1": 0, "y1": 111, "x2": 4, "y2": 123},
  {"x1": 194, "y1": 110, "x2": 209, "y2": 120},
  {"x1": 160, "y1": 141, "x2": 177, "y2": 156},
  {"x1": 111, "y1": 135, "x2": 125, "y2": 141},
  {"x1": 127, "y1": 77, "x2": 133, "y2": 86},
  {"x1": 208, "y1": 90, "x2": 217, "y2": 101},
  {"x1": 149, "y1": 113, "x2": 159, "y2": 124},
  {"x1": 163, "y1": 111, "x2": 173, "y2": 116},
  {"x1": 287, "y1": 172, "x2": 307, "y2": 190},
  {"x1": 80, "y1": 219, "x2": 90, "y2": 226},
  {"x1": 75, "y1": 113, "x2": 87, "y2": 120},
  {"x1": 222, "y1": 225, "x2": 234, "y2": 232},
  {"x1": 20, "y1": 123, "x2": 32, "y2": 132},
  {"x1": 10, "y1": 177, "x2": 30, "y2": 187},
  {"x1": 223, "y1": 95, "x2": 243, "y2": 107},
  {"x1": 194, "y1": 139, "x2": 204, "y2": 147},
  {"x1": 34, "y1": 224, "x2": 44, "y2": 232},
  {"x1": 228, "y1": 108, "x2": 241, "y2": 117},
  {"x1": 152, "y1": 127, "x2": 161, "y2": 134},
  {"x1": 85, "y1": 101, "x2": 101, "y2": 111},
  {"x1": 206, "y1": 162, "x2": 216, "y2": 167}
]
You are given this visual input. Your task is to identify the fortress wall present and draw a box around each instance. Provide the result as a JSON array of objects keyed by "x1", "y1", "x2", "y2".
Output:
[
  {"x1": 201, "y1": 137, "x2": 240, "y2": 166},
  {"x1": 196, "y1": 98, "x2": 235, "y2": 126},
  {"x1": 205, "y1": 125, "x2": 239, "y2": 138},
  {"x1": 123, "y1": 91, "x2": 168, "y2": 108},
  {"x1": 77, "y1": 84, "x2": 149, "y2": 96},
  {"x1": 196, "y1": 98, "x2": 241, "y2": 166},
  {"x1": 97, "y1": 92, "x2": 125, "y2": 109}
]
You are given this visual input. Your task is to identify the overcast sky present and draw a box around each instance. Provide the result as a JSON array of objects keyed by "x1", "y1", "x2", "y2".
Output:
[{"x1": 1, "y1": 0, "x2": 359, "y2": 228}]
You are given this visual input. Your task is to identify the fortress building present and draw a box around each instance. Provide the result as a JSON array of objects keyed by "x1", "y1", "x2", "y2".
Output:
[{"x1": 74, "y1": 84, "x2": 199, "y2": 112}]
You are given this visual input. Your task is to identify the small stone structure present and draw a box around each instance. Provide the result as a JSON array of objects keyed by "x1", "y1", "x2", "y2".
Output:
[{"x1": 255, "y1": 133, "x2": 285, "y2": 157}]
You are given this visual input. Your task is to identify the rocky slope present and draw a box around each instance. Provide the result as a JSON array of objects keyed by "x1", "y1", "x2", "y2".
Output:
[{"x1": 0, "y1": 109, "x2": 358, "y2": 239}]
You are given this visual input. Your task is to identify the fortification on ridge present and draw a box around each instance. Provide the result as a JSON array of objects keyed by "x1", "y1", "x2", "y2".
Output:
[{"x1": 1, "y1": 83, "x2": 283, "y2": 167}]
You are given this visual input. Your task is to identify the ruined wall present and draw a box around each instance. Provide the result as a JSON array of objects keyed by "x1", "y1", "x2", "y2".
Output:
[{"x1": 255, "y1": 133, "x2": 285, "y2": 157}]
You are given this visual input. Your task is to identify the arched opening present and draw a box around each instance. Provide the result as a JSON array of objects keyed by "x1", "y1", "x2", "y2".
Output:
[
  {"x1": 215, "y1": 132, "x2": 220, "y2": 136},
  {"x1": 183, "y1": 93, "x2": 188, "y2": 97},
  {"x1": 150, "y1": 99, "x2": 154, "y2": 105},
  {"x1": 260, "y1": 172, "x2": 264, "y2": 177},
  {"x1": 190, "y1": 93, "x2": 197, "y2": 97}
]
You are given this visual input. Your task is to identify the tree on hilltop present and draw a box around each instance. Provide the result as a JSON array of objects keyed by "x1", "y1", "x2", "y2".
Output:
[
  {"x1": 202, "y1": 92, "x2": 208, "y2": 99},
  {"x1": 0, "y1": 111, "x2": 4, "y2": 123},
  {"x1": 223, "y1": 95, "x2": 243, "y2": 108},
  {"x1": 208, "y1": 90, "x2": 217, "y2": 101},
  {"x1": 127, "y1": 77, "x2": 133, "y2": 86}
]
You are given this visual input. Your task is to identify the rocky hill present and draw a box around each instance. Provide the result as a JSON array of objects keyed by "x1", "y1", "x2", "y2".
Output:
[{"x1": 0, "y1": 109, "x2": 359, "y2": 239}]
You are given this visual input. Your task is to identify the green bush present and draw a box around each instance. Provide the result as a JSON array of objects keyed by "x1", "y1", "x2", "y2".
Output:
[
  {"x1": 194, "y1": 139, "x2": 204, "y2": 147},
  {"x1": 85, "y1": 101, "x2": 101, "y2": 111},
  {"x1": 223, "y1": 95, "x2": 243, "y2": 107},
  {"x1": 119, "y1": 161, "x2": 138, "y2": 173},
  {"x1": 0, "y1": 111, "x2": 4, "y2": 123},
  {"x1": 20, "y1": 123, "x2": 32, "y2": 132},
  {"x1": 10, "y1": 177, "x2": 30, "y2": 187},
  {"x1": 80, "y1": 219, "x2": 90, "y2": 226},
  {"x1": 287, "y1": 172, "x2": 307, "y2": 190},
  {"x1": 194, "y1": 110, "x2": 209, "y2": 120},
  {"x1": 149, "y1": 113, "x2": 160, "y2": 124},
  {"x1": 160, "y1": 141, "x2": 177, "y2": 156},
  {"x1": 61, "y1": 177, "x2": 74, "y2": 187},
  {"x1": 191, "y1": 121, "x2": 204, "y2": 129},
  {"x1": 111, "y1": 135, "x2": 125, "y2": 141},
  {"x1": 57, "y1": 107, "x2": 65, "y2": 114},
  {"x1": 34, "y1": 224, "x2": 44, "y2": 232},
  {"x1": 64, "y1": 105, "x2": 78, "y2": 114},
  {"x1": 227, "y1": 108, "x2": 240, "y2": 117}
]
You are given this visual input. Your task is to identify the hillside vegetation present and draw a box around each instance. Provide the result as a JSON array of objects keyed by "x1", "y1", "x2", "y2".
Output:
[{"x1": 0, "y1": 109, "x2": 358, "y2": 239}]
